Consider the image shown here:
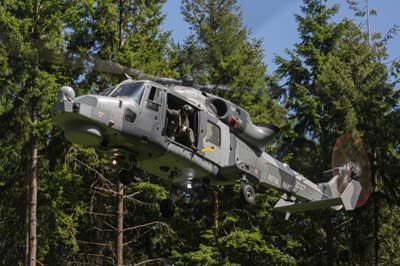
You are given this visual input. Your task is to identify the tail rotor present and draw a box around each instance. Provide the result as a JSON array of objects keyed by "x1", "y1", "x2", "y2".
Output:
[{"x1": 332, "y1": 134, "x2": 372, "y2": 208}]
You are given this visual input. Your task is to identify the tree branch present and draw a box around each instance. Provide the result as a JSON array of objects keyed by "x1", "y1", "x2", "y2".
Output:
[
  {"x1": 77, "y1": 239, "x2": 111, "y2": 247},
  {"x1": 94, "y1": 186, "x2": 119, "y2": 196},
  {"x1": 125, "y1": 196, "x2": 157, "y2": 207},
  {"x1": 65, "y1": 150, "x2": 115, "y2": 188},
  {"x1": 335, "y1": 218, "x2": 354, "y2": 230},
  {"x1": 87, "y1": 211, "x2": 114, "y2": 217},
  {"x1": 123, "y1": 221, "x2": 168, "y2": 232},
  {"x1": 123, "y1": 228, "x2": 153, "y2": 247},
  {"x1": 93, "y1": 226, "x2": 113, "y2": 232},
  {"x1": 93, "y1": 190, "x2": 112, "y2": 198},
  {"x1": 124, "y1": 191, "x2": 142, "y2": 198},
  {"x1": 74, "y1": 252, "x2": 113, "y2": 259},
  {"x1": 133, "y1": 258, "x2": 169, "y2": 266},
  {"x1": 103, "y1": 220, "x2": 117, "y2": 231}
]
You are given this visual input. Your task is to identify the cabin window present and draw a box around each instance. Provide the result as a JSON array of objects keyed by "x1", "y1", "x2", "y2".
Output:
[
  {"x1": 146, "y1": 86, "x2": 162, "y2": 111},
  {"x1": 149, "y1": 86, "x2": 161, "y2": 103},
  {"x1": 207, "y1": 121, "x2": 221, "y2": 146},
  {"x1": 110, "y1": 82, "x2": 145, "y2": 105}
]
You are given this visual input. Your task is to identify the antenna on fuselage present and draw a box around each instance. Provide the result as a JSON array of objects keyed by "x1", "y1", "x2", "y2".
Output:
[{"x1": 124, "y1": 73, "x2": 132, "y2": 80}]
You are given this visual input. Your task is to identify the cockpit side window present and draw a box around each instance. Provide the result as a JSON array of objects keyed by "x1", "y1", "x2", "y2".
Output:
[
  {"x1": 99, "y1": 86, "x2": 115, "y2": 96},
  {"x1": 110, "y1": 82, "x2": 145, "y2": 105}
]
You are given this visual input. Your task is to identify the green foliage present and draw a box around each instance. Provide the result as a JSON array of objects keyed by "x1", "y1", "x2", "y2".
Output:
[
  {"x1": 181, "y1": 0, "x2": 285, "y2": 127},
  {"x1": 275, "y1": 0, "x2": 400, "y2": 265},
  {"x1": 60, "y1": 1, "x2": 179, "y2": 264},
  {"x1": 181, "y1": 0, "x2": 266, "y2": 88},
  {"x1": 221, "y1": 229, "x2": 296, "y2": 265},
  {"x1": 172, "y1": 244, "x2": 220, "y2": 265},
  {"x1": 170, "y1": 1, "x2": 291, "y2": 265},
  {"x1": 0, "y1": 0, "x2": 398, "y2": 265},
  {"x1": 0, "y1": 0, "x2": 83, "y2": 264},
  {"x1": 379, "y1": 201, "x2": 400, "y2": 264}
]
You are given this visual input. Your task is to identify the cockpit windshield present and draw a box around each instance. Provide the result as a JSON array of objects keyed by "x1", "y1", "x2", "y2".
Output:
[{"x1": 109, "y1": 82, "x2": 145, "y2": 105}]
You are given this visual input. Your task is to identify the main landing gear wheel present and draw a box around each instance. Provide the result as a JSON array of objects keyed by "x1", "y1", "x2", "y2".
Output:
[{"x1": 240, "y1": 182, "x2": 256, "y2": 205}]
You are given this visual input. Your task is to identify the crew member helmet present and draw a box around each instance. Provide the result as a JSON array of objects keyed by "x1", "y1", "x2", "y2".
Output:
[{"x1": 182, "y1": 104, "x2": 194, "y2": 115}]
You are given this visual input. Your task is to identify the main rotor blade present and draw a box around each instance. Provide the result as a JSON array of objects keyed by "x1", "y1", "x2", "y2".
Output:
[
  {"x1": 44, "y1": 49, "x2": 184, "y2": 85},
  {"x1": 0, "y1": 31, "x2": 231, "y2": 90}
]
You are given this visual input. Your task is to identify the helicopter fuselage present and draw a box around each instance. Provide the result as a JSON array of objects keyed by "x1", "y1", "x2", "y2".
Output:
[{"x1": 52, "y1": 79, "x2": 362, "y2": 212}]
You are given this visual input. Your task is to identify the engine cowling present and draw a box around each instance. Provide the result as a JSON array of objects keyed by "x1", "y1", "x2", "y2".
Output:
[{"x1": 206, "y1": 96, "x2": 279, "y2": 150}]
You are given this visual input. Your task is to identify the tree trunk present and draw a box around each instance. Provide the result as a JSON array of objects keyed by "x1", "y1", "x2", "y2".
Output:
[
  {"x1": 372, "y1": 149, "x2": 379, "y2": 266},
  {"x1": 118, "y1": 0, "x2": 125, "y2": 49},
  {"x1": 212, "y1": 189, "x2": 219, "y2": 243},
  {"x1": 25, "y1": 165, "x2": 30, "y2": 266},
  {"x1": 94, "y1": 175, "x2": 105, "y2": 266},
  {"x1": 325, "y1": 218, "x2": 335, "y2": 266},
  {"x1": 116, "y1": 180, "x2": 124, "y2": 266},
  {"x1": 27, "y1": 1, "x2": 41, "y2": 264},
  {"x1": 116, "y1": 3, "x2": 125, "y2": 265},
  {"x1": 28, "y1": 103, "x2": 38, "y2": 266},
  {"x1": 374, "y1": 199, "x2": 380, "y2": 266}
]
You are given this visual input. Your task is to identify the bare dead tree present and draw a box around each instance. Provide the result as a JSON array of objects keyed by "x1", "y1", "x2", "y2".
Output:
[
  {"x1": 66, "y1": 148, "x2": 171, "y2": 265},
  {"x1": 116, "y1": 180, "x2": 124, "y2": 266},
  {"x1": 27, "y1": 96, "x2": 38, "y2": 266}
]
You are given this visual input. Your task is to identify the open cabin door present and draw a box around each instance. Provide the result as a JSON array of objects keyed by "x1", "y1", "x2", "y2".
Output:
[
  {"x1": 199, "y1": 113, "x2": 230, "y2": 166},
  {"x1": 164, "y1": 94, "x2": 201, "y2": 150}
]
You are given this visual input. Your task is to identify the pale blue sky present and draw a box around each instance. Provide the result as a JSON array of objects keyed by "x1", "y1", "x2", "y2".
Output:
[{"x1": 162, "y1": 0, "x2": 400, "y2": 74}]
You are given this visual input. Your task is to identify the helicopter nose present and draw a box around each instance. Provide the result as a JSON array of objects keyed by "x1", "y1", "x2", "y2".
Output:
[{"x1": 58, "y1": 86, "x2": 75, "y2": 102}]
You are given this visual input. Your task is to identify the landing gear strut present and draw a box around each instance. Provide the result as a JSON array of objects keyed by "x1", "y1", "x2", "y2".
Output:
[{"x1": 240, "y1": 177, "x2": 256, "y2": 205}]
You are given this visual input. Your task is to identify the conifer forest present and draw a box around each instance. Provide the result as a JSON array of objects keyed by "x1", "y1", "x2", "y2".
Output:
[{"x1": 0, "y1": 0, "x2": 399, "y2": 265}]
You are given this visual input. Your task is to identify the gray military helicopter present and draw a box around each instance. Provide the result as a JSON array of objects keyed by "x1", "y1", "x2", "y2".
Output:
[{"x1": 51, "y1": 58, "x2": 371, "y2": 217}]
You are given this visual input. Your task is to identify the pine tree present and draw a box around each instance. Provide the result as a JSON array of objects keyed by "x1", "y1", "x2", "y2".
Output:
[
  {"x1": 317, "y1": 19, "x2": 399, "y2": 266},
  {"x1": 0, "y1": 0, "x2": 84, "y2": 264},
  {"x1": 63, "y1": 1, "x2": 178, "y2": 265},
  {"x1": 275, "y1": 0, "x2": 399, "y2": 264},
  {"x1": 173, "y1": 0, "x2": 287, "y2": 265},
  {"x1": 181, "y1": 0, "x2": 264, "y2": 87}
]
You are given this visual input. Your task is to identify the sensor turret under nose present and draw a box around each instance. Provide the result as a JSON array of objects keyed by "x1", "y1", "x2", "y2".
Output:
[{"x1": 58, "y1": 86, "x2": 75, "y2": 102}]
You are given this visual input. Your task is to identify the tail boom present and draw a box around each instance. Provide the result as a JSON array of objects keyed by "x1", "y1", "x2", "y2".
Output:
[{"x1": 274, "y1": 176, "x2": 362, "y2": 213}]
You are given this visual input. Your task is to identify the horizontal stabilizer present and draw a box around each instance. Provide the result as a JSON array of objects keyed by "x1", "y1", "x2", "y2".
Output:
[
  {"x1": 274, "y1": 197, "x2": 342, "y2": 213},
  {"x1": 274, "y1": 180, "x2": 362, "y2": 213}
]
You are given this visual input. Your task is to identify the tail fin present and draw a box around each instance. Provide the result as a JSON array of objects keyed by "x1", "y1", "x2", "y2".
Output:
[
  {"x1": 340, "y1": 180, "x2": 362, "y2": 210},
  {"x1": 321, "y1": 175, "x2": 362, "y2": 210}
]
